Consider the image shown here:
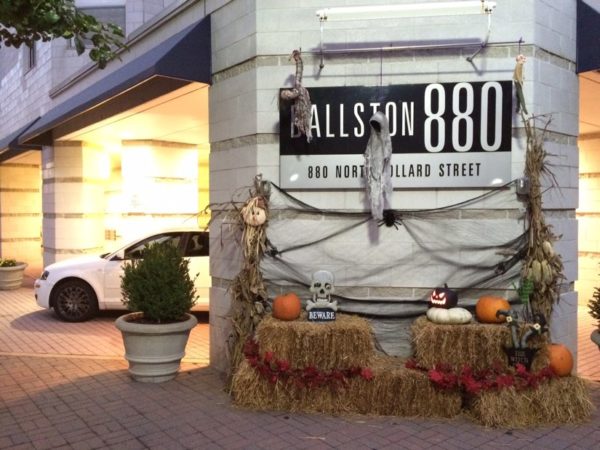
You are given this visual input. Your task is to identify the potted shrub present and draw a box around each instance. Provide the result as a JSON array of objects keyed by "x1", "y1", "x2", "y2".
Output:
[
  {"x1": 589, "y1": 283, "x2": 600, "y2": 350},
  {"x1": 115, "y1": 241, "x2": 198, "y2": 382},
  {"x1": 0, "y1": 258, "x2": 28, "y2": 290}
]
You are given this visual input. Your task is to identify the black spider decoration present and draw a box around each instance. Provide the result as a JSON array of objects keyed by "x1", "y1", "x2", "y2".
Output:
[{"x1": 379, "y1": 210, "x2": 403, "y2": 229}]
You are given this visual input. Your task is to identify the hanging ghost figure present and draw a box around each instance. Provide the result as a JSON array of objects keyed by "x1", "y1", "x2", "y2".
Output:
[{"x1": 364, "y1": 111, "x2": 393, "y2": 220}]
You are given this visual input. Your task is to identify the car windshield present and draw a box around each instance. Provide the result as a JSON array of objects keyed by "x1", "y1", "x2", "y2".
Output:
[{"x1": 124, "y1": 233, "x2": 182, "y2": 260}]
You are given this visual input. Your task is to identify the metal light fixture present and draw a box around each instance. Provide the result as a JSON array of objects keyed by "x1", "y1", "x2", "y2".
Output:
[{"x1": 316, "y1": 1, "x2": 496, "y2": 22}]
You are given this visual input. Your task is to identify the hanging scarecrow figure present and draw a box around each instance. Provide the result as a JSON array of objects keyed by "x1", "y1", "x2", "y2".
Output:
[
  {"x1": 513, "y1": 54, "x2": 528, "y2": 115},
  {"x1": 364, "y1": 111, "x2": 393, "y2": 220},
  {"x1": 280, "y1": 49, "x2": 313, "y2": 142}
]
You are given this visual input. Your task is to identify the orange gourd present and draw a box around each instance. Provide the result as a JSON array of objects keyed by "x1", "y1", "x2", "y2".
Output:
[
  {"x1": 272, "y1": 293, "x2": 301, "y2": 321},
  {"x1": 475, "y1": 296, "x2": 511, "y2": 323},
  {"x1": 548, "y1": 343, "x2": 573, "y2": 377}
]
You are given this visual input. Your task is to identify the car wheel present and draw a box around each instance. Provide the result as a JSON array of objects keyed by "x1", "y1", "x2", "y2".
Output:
[{"x1": 52, "y1": 280, "x2": 99, "y2": 322}]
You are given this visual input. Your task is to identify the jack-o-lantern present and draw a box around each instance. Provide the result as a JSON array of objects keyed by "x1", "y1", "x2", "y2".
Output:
[
  {"x1": 241, "y1": 196, "x2": 267, "y2": 227},
  {"x1": 429, "y1": 284, "x2": 458, "y2": 309}
]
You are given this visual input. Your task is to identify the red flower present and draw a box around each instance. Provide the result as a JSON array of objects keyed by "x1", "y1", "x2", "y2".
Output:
[
  {"x1": 495, "y1": 374, "x2": 514, "y2": 388},
  {"x1": 277, "y1": 359, "x2": 290, "y2": 372},
  {"x1": 245, "y1": 342, "x2": 375, "y2": 390},
  {"x1": 331, "y1": 370, "x2": 344, "y2": 381},
  {"x1": 243, "y1": 339, "x2": 259, "y2": 357},
  {"x1": 360, "y1": 367, "x2": 374, "y2": 380},
  {"x1": 263, "y1": 351, "x2": 274, "y2": 364},
  {"x1": 428, "y1": 369, "x2": 447, "y2": 386},
  {"x1": 515, "y1": 363, "x2": 528, "y2": 376},
  {"x1": 461, "y1": 376, "x2": 482, "y2": 394},
  {"x1": 405, "y1": 359, "x2": 419, "y2": 370}
]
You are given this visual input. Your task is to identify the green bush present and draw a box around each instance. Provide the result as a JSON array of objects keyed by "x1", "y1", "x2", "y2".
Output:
[
  {"x1": 589, "y1": 283, "x2": 600, "y2": 327},
  {"x1": 0, "y1": 258, "x2": 18, "y2": 267},
  {"x1": 121, "y1": 241, "x2": 197, "y2": 323}
]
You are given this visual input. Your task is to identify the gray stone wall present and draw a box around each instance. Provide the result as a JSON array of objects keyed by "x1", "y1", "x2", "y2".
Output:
[{"x1": 208, "y1": 0, "x2": 580, "y2": 371}]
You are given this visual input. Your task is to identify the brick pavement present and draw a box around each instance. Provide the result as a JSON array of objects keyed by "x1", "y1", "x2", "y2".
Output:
[
  {"x1": 1, "y1": 287, "x2": 599, "y2": 449},
  {"x1": 0, "y1": 287, "x2": 209, "y2": 368}
]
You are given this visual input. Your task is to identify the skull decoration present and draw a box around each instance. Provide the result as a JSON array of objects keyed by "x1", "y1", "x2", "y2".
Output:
[
  {"x1": 241, "y1": 196, "x2": 267, "y2": 227},
  {"x1": 306, "y1": 270, "x2": 338, "y2": 312},
  {"x1": 428, "y1": 284, "x2": 458, "y2": 309}
]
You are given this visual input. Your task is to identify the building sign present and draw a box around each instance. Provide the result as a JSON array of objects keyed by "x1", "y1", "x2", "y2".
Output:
[{"x1": 279, "y1": 81, "x2": 512, "y2": 189}]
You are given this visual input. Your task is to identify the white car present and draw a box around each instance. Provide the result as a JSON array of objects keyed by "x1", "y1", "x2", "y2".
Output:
[{"x1": 35, "y1": 228, "x2": 210, "y2": 322}]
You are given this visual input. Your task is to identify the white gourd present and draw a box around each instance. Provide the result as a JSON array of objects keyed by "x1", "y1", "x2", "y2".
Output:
[{"x1": 426, "y1": 307, "x2": 472, "y2": 324}]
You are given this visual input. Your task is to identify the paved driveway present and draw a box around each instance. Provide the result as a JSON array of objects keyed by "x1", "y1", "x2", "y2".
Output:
[
  {"x1": 1, "y1": 287, "x2": 600, "y2": 449},
  {"x1": 0, "y1": 287, "x2": 209, "y2": 367}
]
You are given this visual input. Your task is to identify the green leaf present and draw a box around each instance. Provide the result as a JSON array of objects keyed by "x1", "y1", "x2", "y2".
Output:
[
  {"x1": 43, "y1": 11, "x2": 60, "y2": 24},
  {"x1": 73, "y1": 36, "x2": 85, "y2": 55}
]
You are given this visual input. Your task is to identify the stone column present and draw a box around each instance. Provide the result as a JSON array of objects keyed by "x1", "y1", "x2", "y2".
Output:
[
  {"x1": 41, "y1": 141, "x2": 106, "y2": 266},
  {"x1": 0, "y1": 154, "x2": 42, "y2": 279}
]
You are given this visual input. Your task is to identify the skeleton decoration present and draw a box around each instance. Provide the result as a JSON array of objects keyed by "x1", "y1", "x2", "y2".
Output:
[
  {"x1": 307, "y1": 270, "x2": 337, "y2": 321},
  {"x1": 513, "y1": 54, "x2": 528, "y2": 115},
  {"x1": 241, "y1": 196, "x2": 268, "y2": 227},
  {"x1": 364, "y1": 111, "x2": 393, "y2": 220},
  {"x1": 280, "y1": 49, "x2": 312, "y2": 143},
  {"x1": 497, "y1": 309, "x2": 547, "y2": 370}
]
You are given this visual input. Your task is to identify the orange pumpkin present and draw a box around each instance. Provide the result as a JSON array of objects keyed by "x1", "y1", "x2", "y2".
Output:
[
  {"x1": 548, "y1": 343, "x2": 573, "y2": 377},
  {"x1": 272, "y1": 293, "x2": 301, "y2": 321},
  {"x1": 475, "y1": 296, "x2": 511, "y2": 323}
]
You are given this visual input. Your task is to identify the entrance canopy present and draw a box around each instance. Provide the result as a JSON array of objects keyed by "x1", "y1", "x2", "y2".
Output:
[
  {"x1": 18, "y1": 17, "x2": 211, "y2": 147},
  {"x1": 577, "y1": 0, "x2": 600, "y2": 73},
  {"x1": 0, "y1": 118, "x2": 41, "y2": 162}
]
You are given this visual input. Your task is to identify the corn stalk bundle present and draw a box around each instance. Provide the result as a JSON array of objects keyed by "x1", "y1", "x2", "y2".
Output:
[
  {"x1": 520, "y1": 113, "x2": 564, "y2": 321},
  {"x1": 226, "y1": 177, "x2": 271, "y2": 389}
]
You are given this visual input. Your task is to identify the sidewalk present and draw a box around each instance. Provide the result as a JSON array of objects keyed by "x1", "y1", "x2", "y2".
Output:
[{"x1": 0, "y1": 288, "x2": 599, "y2": 449}]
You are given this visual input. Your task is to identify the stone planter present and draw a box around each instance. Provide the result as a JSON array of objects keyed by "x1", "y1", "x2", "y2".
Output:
[
  {"x1": 0, "y1": 263, "x2": 28, "y2": 290},
  {"x1": 115, "y1": 312, "x2": 198, "y2": 383},
  {"x1": 592, "y1": 329, "x2": 600, "y2": 351}
]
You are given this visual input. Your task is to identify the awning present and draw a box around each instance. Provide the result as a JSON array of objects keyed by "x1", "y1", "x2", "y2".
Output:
[
  {"x1": 0, "y1": 118, "x2": 41, "y2": 163},
  {"x1": 19, "y1": 16, "x2": 211, "y2": 146},
  {"x1": 577, "y1": 0, "x2": 600, "y2": 73}
]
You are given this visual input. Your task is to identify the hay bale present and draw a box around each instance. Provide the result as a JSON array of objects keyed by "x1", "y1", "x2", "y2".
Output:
[
  {"x1": 467, "y1": 376, "x2": 594, "y2": 428},
  {"x1": 231, "y1": 356, "x2": 462, "y2": 418},
  {"x1": 256, "y1": 313, "x2": 374, "y2": 370},
  {"x1": 411, "y1": 316, "x2": 549, "y2": 372},
  {"x1": 357, "y1": 356, "x2": 462, "y2": 418}
]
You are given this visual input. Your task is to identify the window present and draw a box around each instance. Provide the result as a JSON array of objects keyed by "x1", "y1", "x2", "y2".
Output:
[
  {"x1": 24, "y1": 43, "x2": 36, "y2": 72},
  {"x1": 124, "y1": 233, "x2": 183, "y2": 260},
  {"x1": 184, "y1": 232, "x2": 209, "y2": 257}
]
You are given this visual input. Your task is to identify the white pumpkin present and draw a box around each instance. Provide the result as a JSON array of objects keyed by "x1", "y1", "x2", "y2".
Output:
[{"x1": 426, "y1": 307, "x2": 472, "y2": 325}]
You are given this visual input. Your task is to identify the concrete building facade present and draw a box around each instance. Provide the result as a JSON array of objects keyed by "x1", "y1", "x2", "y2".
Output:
[{"x1": 1, "y1": 0, "x2": 599, "y2": 372}]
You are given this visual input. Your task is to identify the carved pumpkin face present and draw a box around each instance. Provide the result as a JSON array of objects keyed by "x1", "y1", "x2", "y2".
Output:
[
  {"x1": 428, "y1": 284, "x2": 458, "y2": 309},
  {"x1": 241, "y1": 197, "x2": 267, "y2": 227}
]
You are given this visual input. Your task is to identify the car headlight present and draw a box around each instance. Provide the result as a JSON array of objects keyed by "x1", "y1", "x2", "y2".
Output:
[{"x1": 40, "y1": 270, "x2": 49, "y2": 281}]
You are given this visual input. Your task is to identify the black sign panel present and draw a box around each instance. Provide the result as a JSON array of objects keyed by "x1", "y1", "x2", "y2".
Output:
[
  {"x1": 307, "y1": 308, "x2": 337, "y2": 322},
  {"x1": 279, "y1": 82, "x2": 513, "y2": 189},
  {"x1": 280, "y1": 81, "x2": 512, "y2": 155}
]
